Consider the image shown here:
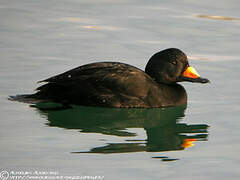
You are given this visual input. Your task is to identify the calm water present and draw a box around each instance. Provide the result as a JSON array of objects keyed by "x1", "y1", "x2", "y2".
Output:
[{"x1": 1, "y1": 0, "x2": 240, "y2": 179}]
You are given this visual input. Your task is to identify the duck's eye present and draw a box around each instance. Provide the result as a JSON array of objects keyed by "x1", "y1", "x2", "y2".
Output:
[{"x1": 171, "y1": 61, "x2": 177, "y2": 65}]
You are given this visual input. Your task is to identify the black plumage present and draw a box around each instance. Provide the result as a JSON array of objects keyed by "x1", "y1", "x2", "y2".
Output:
[{"x1": 10, "y1": 48, "x2": 209, "y2": 108}]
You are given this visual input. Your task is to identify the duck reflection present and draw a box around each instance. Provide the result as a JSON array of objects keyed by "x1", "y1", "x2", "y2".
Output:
[{"x1": 36, "y1": 104, "x2": 208, "y2": 156}]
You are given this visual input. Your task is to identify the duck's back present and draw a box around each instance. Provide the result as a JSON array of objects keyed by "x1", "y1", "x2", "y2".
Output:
[{"x1": 33, "y1": 62, "x2": 166, "y2": 108}]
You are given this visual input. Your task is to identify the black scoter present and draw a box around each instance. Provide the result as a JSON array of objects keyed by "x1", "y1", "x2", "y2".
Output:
[{"x1": 11, "y1": 48, "x2": 209, "y2": 108}]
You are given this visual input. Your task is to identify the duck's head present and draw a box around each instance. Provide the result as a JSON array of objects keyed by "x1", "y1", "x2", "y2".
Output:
[{"x1": 145, "y1": 48, "x2": 210, "y2": 84}]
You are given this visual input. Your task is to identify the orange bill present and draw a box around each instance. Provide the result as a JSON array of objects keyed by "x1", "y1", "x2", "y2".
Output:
[{"x1": 182, "y1": 67, "x2": 200, "y2": 79}]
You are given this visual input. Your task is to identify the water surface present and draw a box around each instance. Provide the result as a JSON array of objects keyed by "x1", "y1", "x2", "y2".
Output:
[{"x1": 1, "y1": 0, "x2": 240, "y2": 179}]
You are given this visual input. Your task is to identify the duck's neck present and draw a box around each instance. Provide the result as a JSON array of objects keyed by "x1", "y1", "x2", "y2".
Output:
[{"x1": 157, "y1": 83, "x2": 187, "y2": 107}]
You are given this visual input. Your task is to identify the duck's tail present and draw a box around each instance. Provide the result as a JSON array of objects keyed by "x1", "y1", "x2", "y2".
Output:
[{"x1": 8, "y1": 94, "x2": 43, "y2": 104}]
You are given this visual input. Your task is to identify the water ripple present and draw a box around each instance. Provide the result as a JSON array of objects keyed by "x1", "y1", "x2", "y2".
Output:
[{"x1": 196, "y1": 14, "x2": 240, "y2": 21}]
